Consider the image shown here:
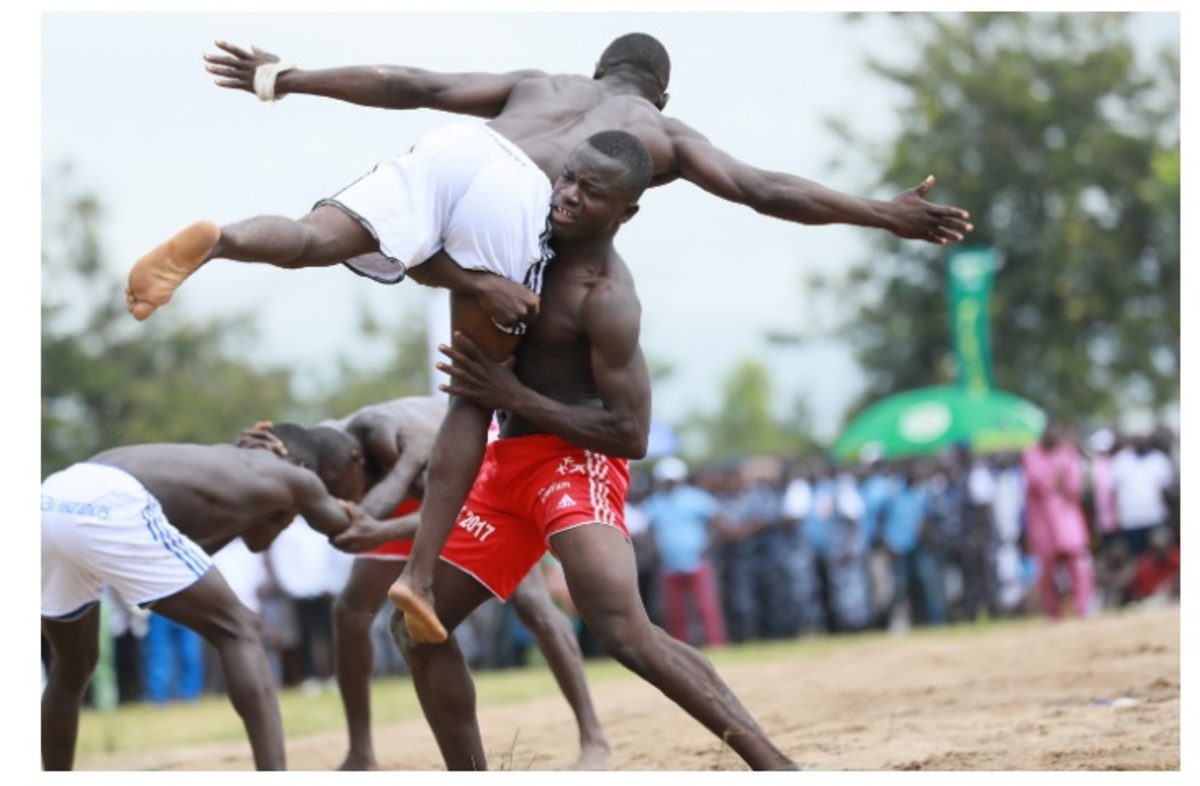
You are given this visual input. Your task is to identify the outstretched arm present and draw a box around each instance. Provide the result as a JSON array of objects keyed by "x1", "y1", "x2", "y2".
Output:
[
  {"x1": 438, "y1": 284, "x2": 651, "y2": 459},
  {"x1": 204, "y1": 40, "x2": 543, "y2": 117},
  {"x1": 666, "y1": 119, "x2": 974, "y2": 244}
]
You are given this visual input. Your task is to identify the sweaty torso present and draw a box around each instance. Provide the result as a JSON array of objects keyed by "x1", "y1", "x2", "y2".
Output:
[
  {"x1": 501, "y1": 245, "x2": 636, "y2": 439},
  {"x1": 487, "y1": 74, "x2": 677, "y2": 181},
  {"x1": 90, "y1": 443, "x2": 312, "y2": 553}
]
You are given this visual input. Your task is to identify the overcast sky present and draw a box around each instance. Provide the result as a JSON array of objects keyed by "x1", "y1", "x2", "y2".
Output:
[{"x1": 40, "y1": 10, "x2": 1180, "y2": 440}]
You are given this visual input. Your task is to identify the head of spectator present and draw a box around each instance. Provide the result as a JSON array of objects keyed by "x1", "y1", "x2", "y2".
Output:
[
  {"x1": 1088, "y1": 428, "x2": 1116, "y2": 458},
  {"x1": 653, "y1": 455, "x2": 689, "y2": 491},
  {"x1": 692, "y1": 463, "x2": 726, "y2": 497},
  {"x1": 814, "y1": 456, "x2": 837, "y2": 483},
  {"x1": 855, "y1": 443, "x2": 885, "y2": 479},
  {"x1": 1150, "y1": 424, "x2": 1176, "y2": 456},
  {"x1": 951, "y1": 440, "x2": 973, "y2": 469},
  {"x1": 1132, "y1": 433, "x2": 1156, "y2": 457},
  {"x1": 1039, "y1": 420, "x2": 1062, "y2": 449},
  {"x1": 741, "y1": 456, "x2": 783, "y2": 490}
]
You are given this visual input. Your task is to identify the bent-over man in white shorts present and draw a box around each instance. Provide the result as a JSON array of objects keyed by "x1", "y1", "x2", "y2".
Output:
[{"x1": 40, "y1": 424, "x2": 392, "y2": 771}]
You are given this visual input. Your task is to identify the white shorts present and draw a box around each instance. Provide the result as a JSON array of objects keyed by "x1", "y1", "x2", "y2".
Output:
[
  {"x1": 41, "y1": 463, "x2": 213, "y2": 621},
  {"x1": 319, "y1": 123, "x2": 554, "y2": 327}
]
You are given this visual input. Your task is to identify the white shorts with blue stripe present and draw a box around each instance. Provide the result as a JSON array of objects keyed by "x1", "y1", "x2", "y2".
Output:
[{"x1": 41, "y1": 462, "x2": 212, "y2": 620}]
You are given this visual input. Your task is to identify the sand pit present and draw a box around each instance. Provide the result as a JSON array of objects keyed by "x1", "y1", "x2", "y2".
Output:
[{"x1": 78, "y1": 605, "x2": 1179, "y2": 771}]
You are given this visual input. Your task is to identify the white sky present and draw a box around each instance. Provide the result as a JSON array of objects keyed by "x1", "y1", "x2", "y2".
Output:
[{"x1": 39, "y1": 10, "x2": 1178, "y2": 439}]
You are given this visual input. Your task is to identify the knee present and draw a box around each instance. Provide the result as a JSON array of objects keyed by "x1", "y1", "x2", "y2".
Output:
[
  {"x1": 513, "y1": 594, "x2": 563, "y2": 639},
  {"x1": 388, "y1": 610, "x2": 422, "y2": 663},
  {"x1": 334, "y1": 593, "x2": 374, "y2": 633},
  {"x1": 201, "y1": 605, "x2": 262, "y2": 648},
  {"x1": 588, "y1": 616, "x2": 652, "y2": 675},
  {"x1": 389, "y1": 609, "x2": 453, "y2": 673}
]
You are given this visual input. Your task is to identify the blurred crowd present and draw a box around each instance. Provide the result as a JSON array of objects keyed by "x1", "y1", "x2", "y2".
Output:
[
  {"x1": 54, "y1": 422, "x2": 1180, "y2": 709},
  {"x1": 623, "y1": 422, "x2": 1181, "y2": 649}
]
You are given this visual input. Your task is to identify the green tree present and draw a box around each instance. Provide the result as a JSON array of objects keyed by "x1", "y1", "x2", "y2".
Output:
[
  {"x1": 832, "y1": 12, "x2": 1179, "y2": 422},
  {"x1": 41, "y1": 168, "x2": 299, "y2": 477},
  {"x1": 680, "y1": 357, "x2": 817, "y2": 461}
]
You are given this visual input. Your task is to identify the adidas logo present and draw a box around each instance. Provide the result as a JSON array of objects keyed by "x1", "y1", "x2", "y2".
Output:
[{"x1": 556, "y1": 494, "x2": 577, "y2": 510}]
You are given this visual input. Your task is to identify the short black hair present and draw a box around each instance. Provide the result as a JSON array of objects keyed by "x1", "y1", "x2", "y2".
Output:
[
  {"x1": 599, "y1": 33, "x2": 670, "y2": 94},
  {"x1": 586, "y1": 130, "x2": 652, "y2": 201},
  {"x1": 268, "y1": 423, "x2": 321, "y2": 469},
  {"x1": 268, "y1": 423, "x2": 358, "y2": 475},
  {"x1": 308, "y1": 426, "x2": 361, "y2": 478}
]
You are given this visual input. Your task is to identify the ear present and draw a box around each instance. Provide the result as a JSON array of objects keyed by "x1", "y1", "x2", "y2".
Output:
[
  {"x1": 593, "y1": 62, "x2": 605, "y2": 79},
  {"x1": 655, "y1": 91, "x2": 669, "y2": 111},
  {"x1": 619, "y1": 202, "x2": 640, "y2": 225}
]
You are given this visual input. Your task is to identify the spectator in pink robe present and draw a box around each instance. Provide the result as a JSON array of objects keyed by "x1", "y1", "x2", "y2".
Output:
[{"x1": 1022, "y1": 424, "x2": 1094, "y2": 619}]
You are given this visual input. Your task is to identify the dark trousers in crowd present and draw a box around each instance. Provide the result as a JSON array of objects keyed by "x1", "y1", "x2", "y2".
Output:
[
  {"x1": 718, "y1": 541, "x2": 761, "y2": 643},
  {"x1": 782, "y1": 531, "x2": 826, "y2": 634},
  {"x1": 114, "y1": 629, "x2": 143, "y2": 703},
  {"x1": 293, "y1": 594, "x2": 335, "y2": 682},
  {"x1": 891, "y1": 546, "x2": 946, "y2": 625},
  {"x1": 958, "y1": 511, "x2": 996, "y2": 621},
  {"x1": 661, "y1": 562, "x2": 727, "y2": 647},
  {"x1": 764, "y1": 529, "x2": 801, "y2": 637}
]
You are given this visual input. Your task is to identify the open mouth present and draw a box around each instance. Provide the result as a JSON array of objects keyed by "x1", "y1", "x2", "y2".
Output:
[{"x1": 551, "y1": 205, "x2": 577, "y2": 222}]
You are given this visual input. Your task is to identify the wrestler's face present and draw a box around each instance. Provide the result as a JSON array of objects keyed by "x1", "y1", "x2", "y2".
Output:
[{"x1": 551, "y1": 146, "x2": 639, "y2": 242}]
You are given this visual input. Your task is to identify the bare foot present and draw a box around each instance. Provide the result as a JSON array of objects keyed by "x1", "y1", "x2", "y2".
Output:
[
  {"x1": 387, "y1": 576, "x2": 447, "y2": 643},
  {"x1": 570, "y1": 741, "x2": 612, "y2": 770},
  {"x1": 336, "y1": 752, "x2": 378, "y2": 771},
  {"x1": 126, "y1": 220, "x2": 220, "y2": 320}
]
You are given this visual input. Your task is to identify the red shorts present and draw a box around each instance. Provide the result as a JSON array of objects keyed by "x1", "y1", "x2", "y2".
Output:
[
  {"x1": 440, "y1": 433, "x2": 630, "y2": 601},
  {"x1": 358, "y1": 498, "x2": 421, "y2": 560}
]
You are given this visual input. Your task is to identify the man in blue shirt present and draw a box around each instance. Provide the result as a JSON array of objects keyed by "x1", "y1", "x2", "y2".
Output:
[
  {"x1": 883, "y1": 463, "x2": 947, "y2": 627},
  {"x1": 642, "y1": 457, "x2": 727, "y2": 647}
]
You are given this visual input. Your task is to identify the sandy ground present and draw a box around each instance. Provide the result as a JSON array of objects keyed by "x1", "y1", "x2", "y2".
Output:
[{"x1": 79, "y1": 605, "x2": 1179, "y2": 771}]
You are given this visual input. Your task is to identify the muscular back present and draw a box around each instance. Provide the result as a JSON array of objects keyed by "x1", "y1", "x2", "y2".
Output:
[
  {"x1": 322, "y1": 395, "x2": 445, "y2": 435},
  {"x1": 487, "y1": 74, "x2": 677, "y2": 182},
  {"x1": 91, "y1": 443, "x2": 332, "y2": 553}
]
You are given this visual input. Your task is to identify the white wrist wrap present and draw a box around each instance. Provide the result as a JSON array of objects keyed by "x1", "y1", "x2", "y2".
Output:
[{"x1": 253, "y1": 62, "x2": 296, "y2": 102}]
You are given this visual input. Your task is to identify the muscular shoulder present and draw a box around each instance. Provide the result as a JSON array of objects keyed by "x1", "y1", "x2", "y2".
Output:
[
  {"x1": 511, "y1": 68, "x2": 552, "y2": 80},
  {"x1": 661, "y1": 115, "x2": 707, "y2": 141},
  {"x1": 582, "y1": 264, "x2": 641, "y2": 354},
  {"x1": 350, "y1": 398, "x2": 444, "y2": 440},
  {"x1": 510, "y1": 71, "x2": 590, "y2": 97}
]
